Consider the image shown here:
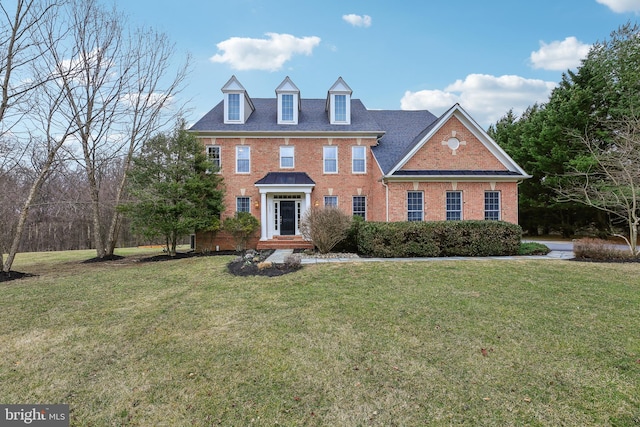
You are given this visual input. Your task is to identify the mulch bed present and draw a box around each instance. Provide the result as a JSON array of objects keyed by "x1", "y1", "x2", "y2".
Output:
[
  {"x1": 0, "y1": 271, "x2": 37, "y2": 283},
  {"x1": 1, "y1": 249, "x2": 300, "y2": 283},
  {"x1": 227, "y1": 257, "x2": 301, "y2": 277}
]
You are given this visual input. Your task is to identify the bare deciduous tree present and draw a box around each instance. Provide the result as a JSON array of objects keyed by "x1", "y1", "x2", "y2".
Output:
[
  {"x1": 1, "y1": 0, "x2": 67, "y2": 272},
  {"x1": 556, "y1": 115, "x2": 640, "y2": 256},
  {"x1": 54, "y1": 0, "x2": 189, "y2": 258}
]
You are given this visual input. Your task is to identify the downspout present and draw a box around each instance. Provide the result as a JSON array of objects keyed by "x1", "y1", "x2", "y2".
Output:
[{"x1": 381, "y1": 177, "x2": 389, "y2": 222}]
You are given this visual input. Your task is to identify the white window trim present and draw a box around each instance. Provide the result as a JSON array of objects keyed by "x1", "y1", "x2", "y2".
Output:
[
  {"x1": 277, "y1": 93, "x2": 298, "y2": 124},
  {"x1": 225, "y1": 92, "x2": 243, "y2": 124},
  {"x1": 324, "y1": 195, "x2": 338, "y2": 207},
  {"x1": 323, "y1": 146, "x2": 338, "y2": 174},
  {"x1": 206, "y1": 145, "x2": 221, "y2": 171},
  {"x1": 236, "y1": 146, "x2": 250, "y2": 174},
  {"x1": 236, "y1": 196, "x2": 251, "y2": 213},
  {"x1": 407, "y1": 191, "x2": 424, "y2": 221},
  {"x1": 446, "y1": 191, "x2": 463, "y2": 221},
  {"x1": 485, "y1": 191, "x2": 501, "y2": 221},
  {"x1": 331, "y1": 94, "x2": 351, "y2": 125},
  {"x1": 280, "y1": 146, "x2": 295, "y2": 169},
  {"x1": 352, "y1": 146, "x2": 366, "y2": 174},
  {"x1": 352, "y1": 195, "x2": 366, "y2": 219}
]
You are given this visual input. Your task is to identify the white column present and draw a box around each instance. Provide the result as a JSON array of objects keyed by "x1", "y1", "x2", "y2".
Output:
[
  {"x1": 260, "y1": 192, "x2": 268, "y2": 240},
  {"x1": 304, "y1": 191, "x2": 311, "y2": 214}
]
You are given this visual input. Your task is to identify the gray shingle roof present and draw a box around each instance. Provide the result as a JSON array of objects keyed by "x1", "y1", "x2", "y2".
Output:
[
  {"x1": 255, "y1": 172, "x2": 315, "y2": 185},
  {"x1": 368, "y1": 110, "x2": 439, "y2": 174},
  {"x1": 190, "y1": 97, "x2": 526, "y2": 178},
  {"x1": 190, "y1": 98, "x2": 384, "y2": 133}
]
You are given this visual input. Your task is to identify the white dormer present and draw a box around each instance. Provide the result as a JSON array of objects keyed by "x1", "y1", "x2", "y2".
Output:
[
  {"x1": 276, "y1": 77, "x2": 300, "y2": 125},
  {"x1": 326, "y1": 77, "x2": 352, "y2": 125},
  {"x1": 221, "y1": 76, "x2": 254, "y2": 124}
]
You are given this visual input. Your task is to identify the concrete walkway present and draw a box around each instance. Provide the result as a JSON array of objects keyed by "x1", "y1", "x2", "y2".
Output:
[{"x1": 266, "y1": 248, "x2": 574, "y2": 264}]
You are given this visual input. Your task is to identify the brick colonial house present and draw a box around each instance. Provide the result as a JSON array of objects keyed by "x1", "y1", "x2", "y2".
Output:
[{"x1": 190, "y1": 76, "x2": 530, "y2": 251}]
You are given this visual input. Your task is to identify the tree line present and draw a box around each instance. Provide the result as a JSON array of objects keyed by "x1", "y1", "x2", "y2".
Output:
[
  {"x1": 1, "y1": 0, "x2": 189, "y2": 272},
  {"x1": 488, "y1": 23, "x2": 640, "y2": 254}
]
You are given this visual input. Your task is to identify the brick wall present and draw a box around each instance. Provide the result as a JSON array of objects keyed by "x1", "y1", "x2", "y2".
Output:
[
  {"x1": 401, "y1": 117, "x2": 506, "y2": 171},
  {"x1": 200, "y1": 136, "x2": 385, "y2": 221},
  {"x1": 386, "y1": 181, "x2": 518, "y2": 223}
]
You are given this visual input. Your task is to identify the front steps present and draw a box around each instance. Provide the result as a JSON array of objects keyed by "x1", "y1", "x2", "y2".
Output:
[{"x1": 256, "y1": 235, "x2": 314, "y2": 250}]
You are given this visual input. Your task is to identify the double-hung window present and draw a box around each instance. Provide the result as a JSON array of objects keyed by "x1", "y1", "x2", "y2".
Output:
[
  {"x1": 353, "y1": 196, "x2": 366, "y2": 219},
  {"x1": 323, "y1": 146, "x2": 337, "y2": 173},
  {"x1": 485, "y1": 191, "x2": 501, "y2": 220},
  {"x1": 236, "y1": 197, "x2": 250, "y2": 213},
  {"x1": 227, "y1": 93, "x2": 240, "y2": 121},
  {"x1": 206, "y1": 145, "x2": 220, "y2": 170},
  {"x1": 352, "y1": 146, "x2": 366, "y2": 173},
  {"x1": 280, "y1": 146, "x2": 294, "y2": 168},
  {"x1": 236, "y1": 146, "x2": 250, "y2": 173},
  {"x1": 446, "y1": 191, "x2": 462, "y2": 221},
  {"x1": 324, "y1": 196, "x2": 338, "y2": 207},
  {"x1": 407, "y1": 191, "x2": 423, "y2": 221}
]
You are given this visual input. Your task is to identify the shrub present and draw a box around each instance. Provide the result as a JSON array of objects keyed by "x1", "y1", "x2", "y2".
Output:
[
  {"x1": 358, "y1": 220, "x2": 521, "y2": 258},
  {"x1": 222, "y1": 212, "x2": 260, "y2": 252},
  {"x1": 283, "y1": 253, "x2": 302, "y2": 269},
  {"x1": 300, "y1": 207, "x2": 352, "y2": 254},
  {"x1": 573, "y1": 238, "x2": 633, "y2": 260},
  {"x1": 519, "y1": 242, "x2": 550, "y2": 255},
  {"x1": 332, "y1": 215, "x2": 364, "y2": 253}
]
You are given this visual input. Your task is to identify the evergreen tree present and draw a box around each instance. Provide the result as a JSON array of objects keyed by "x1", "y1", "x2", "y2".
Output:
[
  {"x1": 490, "y1": 23, "x2": 640, "y2": 236},
  {"x1": 120, "y1": 122, "x2": 224, "y2": 256}
]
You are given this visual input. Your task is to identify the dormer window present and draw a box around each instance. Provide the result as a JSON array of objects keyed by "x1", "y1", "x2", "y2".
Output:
[
  {"x1": 276, "y1": 77, "x2": 300, "y2": 125},
  {"x1": 327, "y1": 77, "x2": 352, "y2": 125},
  {"x1": 222, "y1": 76, "x2": 254, "y2": 124},
  {"x1": 281, "y1": 94, "x2": 294, "y2": 121},
  {"x1": 227, "y1": 93, "x2": 240, "y2": 121},
  {"x1": 334, "y1": 95, "x2": 347, "y2": 122}
]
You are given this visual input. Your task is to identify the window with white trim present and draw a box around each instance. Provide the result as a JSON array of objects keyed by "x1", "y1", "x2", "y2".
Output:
[
  {"x1": 485, "y1": 191, "x2": 501, "y2": 220},
  {"x1": 324, "y1": 196, "x2": 338, "y2": 207},
  {"x1": 236, "y1": 146, "x2": 250, "y2": 173},
  {"x1": 227, "y1": 93, "x2": 240, "y2": 121},
  {"x1": 280, "y1": 146, "x2": 294, "y2": 168},
  {"x1": 334, "y1": 94, "x2": 347, "y2": 122},
  {"x1": 206, "y1": 145, "x2": 220, "y2": 170},
  {"x1": 236, "y1": 197, "x2": 250, "y2": 213},
  {"x1": 352, "y1": 146, "x2": 366, "y2": 173},
  {"x1": 281, "y1": 94, "x2": 294, "y2": 122},
  {"x1": 323, "y1": 146, "x2": 338, "y2": 173},
  {"x1": 407, "y1": 191, "x2": 423, "y2": 221},
  {"x1": 353, "y1": 196, "x2": 366, "y2": 219},
  {"x1": 446, "y1": 191, "x2": 462, "y2": 221}
]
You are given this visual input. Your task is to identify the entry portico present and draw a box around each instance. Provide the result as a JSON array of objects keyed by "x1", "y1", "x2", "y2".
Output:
[{"x1": 255, "y1": 172, "x2": 315, "y2": 242}]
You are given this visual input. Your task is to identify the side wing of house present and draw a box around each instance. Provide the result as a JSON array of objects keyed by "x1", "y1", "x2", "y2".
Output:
[{"x1": 373, "y1": 104, "x2": 530, "y2": 224}]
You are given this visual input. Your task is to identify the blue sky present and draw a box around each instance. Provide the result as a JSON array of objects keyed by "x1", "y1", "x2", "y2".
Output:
[{"x1": 112, "y1": 0, "x2": 640, "y2": 128}]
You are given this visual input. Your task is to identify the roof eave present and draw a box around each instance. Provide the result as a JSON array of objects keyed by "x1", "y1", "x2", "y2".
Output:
[
  {"x1": 191, "y1": 130, "x2": 384, "y2": 138},
  {"x1": 383, "y1": 174, "x2": 531, "y2": 181}
]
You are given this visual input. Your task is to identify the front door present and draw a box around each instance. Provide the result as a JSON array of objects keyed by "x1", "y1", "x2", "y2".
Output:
[{"x1": 280, "y1": 201, "x2": 296, "y2": 235}]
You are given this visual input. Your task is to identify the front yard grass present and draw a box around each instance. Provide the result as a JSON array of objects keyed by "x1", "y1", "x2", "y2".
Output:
[{"x1": 1, "y1": 250, "x2": 638, "y2": 426}]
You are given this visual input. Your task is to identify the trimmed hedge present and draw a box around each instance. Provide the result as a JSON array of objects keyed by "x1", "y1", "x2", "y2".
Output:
[{"x1": 357, "y1": 220, "x2": 522, "y2": 258}]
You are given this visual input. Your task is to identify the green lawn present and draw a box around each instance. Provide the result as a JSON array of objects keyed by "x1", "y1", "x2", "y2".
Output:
[{"x1": 1, "y1": 249, "x2": 639, "y2": 426}]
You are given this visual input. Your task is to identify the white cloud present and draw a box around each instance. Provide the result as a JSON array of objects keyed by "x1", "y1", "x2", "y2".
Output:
[
  {"x1": 210, "y1": 33, "x2": 321, "y2": 71},
  {"x1": 342, "y1": 14, "x2": 372, "y2": 27},
  {"x1": 401, "y1": 74, "x2": 556, "y2": 127},
  {"x1": 530, "y1": 37, "x2": 591, "y2": 71},
  {"x1": 596, "y1": 0, "x2": 640, "y2": 13}
]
